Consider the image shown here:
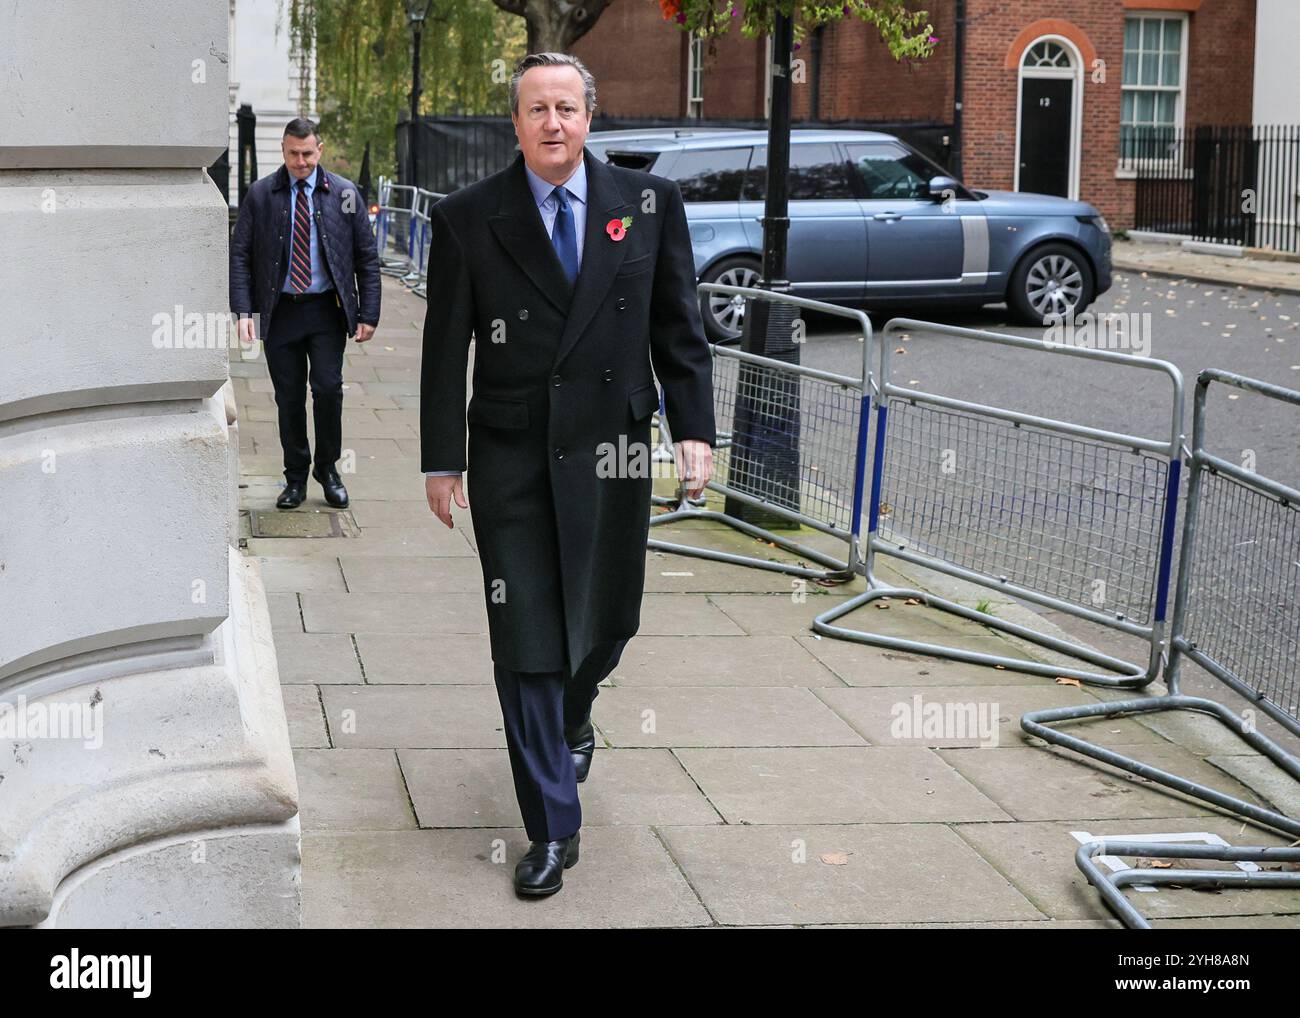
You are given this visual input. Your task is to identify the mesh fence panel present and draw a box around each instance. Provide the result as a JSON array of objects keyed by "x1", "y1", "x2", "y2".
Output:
[
  {"x1": 709, "y1": 349, "x2": 862, "y2": 533},
  {"x1": 877, "y1": 397, "x2": 1171, "y2": 623},
  {"x1": 1180, "y1": 470, "x2": 1300, "y2": 719}
]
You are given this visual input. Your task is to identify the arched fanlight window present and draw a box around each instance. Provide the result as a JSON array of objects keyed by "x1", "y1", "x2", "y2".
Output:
[{"x1": 1023, "y1": 40, "x2": 1074, "y2": 69}]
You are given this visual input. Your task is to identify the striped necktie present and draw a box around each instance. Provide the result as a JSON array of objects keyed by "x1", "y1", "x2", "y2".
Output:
[{"x1": 289, "y1": 179, "x2": 312, "y2": 292}]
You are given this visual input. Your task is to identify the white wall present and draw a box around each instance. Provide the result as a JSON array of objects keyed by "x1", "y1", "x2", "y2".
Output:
[
  {"x1": 1251, "y1": 0, "x2": 1299, "y2": 249},
  {"x1": 0, "y1": 0, "x2": 299, "y2": 928},
  {"x1": 226, "y1": 0, "x2": 317, "y2": 203},
  {"x1": 1253, "y1": 0, "x2": 1300, "y2": 125}
]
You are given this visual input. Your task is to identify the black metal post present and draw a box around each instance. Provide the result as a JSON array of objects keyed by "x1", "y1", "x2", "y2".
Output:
[
  {"x1": 236, "y1": 103, "x2": 257, "y2": 206},
  {"x1": 409, "y1": 15, "x2": 423, "y2": 190},
  {"x1": 725, "y1": 11, "x2": 802, "y2": 527}
]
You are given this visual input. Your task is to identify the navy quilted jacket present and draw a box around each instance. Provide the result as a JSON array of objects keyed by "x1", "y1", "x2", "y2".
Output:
[{"x1": 229, "y1": 163, "x2": 381, "y2": 340}]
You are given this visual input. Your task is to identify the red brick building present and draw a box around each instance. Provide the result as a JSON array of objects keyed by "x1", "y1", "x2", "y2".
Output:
[{"x1": 573, "y1": 0, "x2": 1257, "y2": 229}]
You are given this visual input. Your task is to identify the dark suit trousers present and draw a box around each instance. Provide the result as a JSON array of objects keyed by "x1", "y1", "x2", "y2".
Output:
[
  {"x1": 265, "y1": 294, "x2": 347, "y2": 485},
  {"x1": 493, "y1": 637, "x2": 627, "y2": 842}
]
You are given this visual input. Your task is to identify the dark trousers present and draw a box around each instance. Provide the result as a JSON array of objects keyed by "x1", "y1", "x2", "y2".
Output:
[
  {"x1": 493, "y1": 638, "x2": 627, "y2": 842},
  {"x1": 265, "y1": 293, "x2": 347, "y2": 485}
]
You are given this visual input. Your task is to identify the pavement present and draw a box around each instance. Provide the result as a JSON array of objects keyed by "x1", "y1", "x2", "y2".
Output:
[
  {"x1": 225, "y1": 274, "x2": 1300, "y2": 929},
  {"x1": 1112, "y1": 236, "x2": 1300, "y2": 296}
]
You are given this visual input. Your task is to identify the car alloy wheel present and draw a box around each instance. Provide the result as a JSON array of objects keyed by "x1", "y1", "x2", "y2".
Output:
[
  {"x1": 1025, "y1": 252, "x2": 1085, "y2": 319},
  {"x1": 708, "y1": 264, "x2": 760, "y2": 336}
]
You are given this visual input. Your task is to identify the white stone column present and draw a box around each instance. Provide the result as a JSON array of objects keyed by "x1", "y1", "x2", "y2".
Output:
[{"x1": 0, "y1": 0, "x2": 300, "y2": 927}]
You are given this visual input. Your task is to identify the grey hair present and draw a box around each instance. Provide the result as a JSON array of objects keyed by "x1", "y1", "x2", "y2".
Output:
[{"x1": 509, "y1": 52, "x2": 597, "y2": 116}]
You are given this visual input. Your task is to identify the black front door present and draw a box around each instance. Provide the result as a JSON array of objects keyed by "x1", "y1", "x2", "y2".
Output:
[{"x1": 1019, "y1": 77, "x2": 1073, "y2": 197}]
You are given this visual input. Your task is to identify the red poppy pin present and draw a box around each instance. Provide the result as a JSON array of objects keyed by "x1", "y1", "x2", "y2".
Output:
[{"x1": 606, "y1": 215, "x2": 632, "y2": 241}]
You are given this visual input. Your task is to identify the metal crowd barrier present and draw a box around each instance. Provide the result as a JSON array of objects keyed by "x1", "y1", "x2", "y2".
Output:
[
  {"x1": 1075, "y1": 840, "x2": 1300, "y2": 929},
  {"x1": 1023, "y1": 370, "x2": 1300, "y2": 849},
  {"x1": 814, "y1": 318, "x2": 1186, "y2": 688},
  {"x1": 648, "y1": 284, "x2": 874, "y2": 582},
  {"x1": 372, "y1": 176, "x2": 443, "y2": 293},
  {"x1": 374, "y1": 178, "x2": 417, "y2": 275}
]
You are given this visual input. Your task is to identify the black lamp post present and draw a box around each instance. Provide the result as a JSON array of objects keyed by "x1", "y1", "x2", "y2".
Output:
[
  {"x1": 725, "y1": 9, "x2": 802, "y2": 526},
  {"x1": 405, "y1": 0, "x2": 434, "y2": 189}
]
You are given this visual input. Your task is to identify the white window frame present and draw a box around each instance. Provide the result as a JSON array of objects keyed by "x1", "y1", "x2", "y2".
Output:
[
  {"x1": 1119, "y1": 10, "x2": 1190, "y2": 172},
  {"x1": 763, "y1": 34, "x2": 773, "y2": 121},
  {"x1": 1013, "y1": 35, "x2": 1084, "y2": 201},
  {"x1": 687, "y1": 31, "x2": 704, "y2": 119}
]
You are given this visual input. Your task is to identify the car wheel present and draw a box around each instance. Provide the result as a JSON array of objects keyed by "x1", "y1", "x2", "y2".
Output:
[
  {"x1": 699, "y1": 257, "x2": 762, "y2": 343},
  {"x1": 1007, "y1": 243, "x2": 1095, "y2": 325}
]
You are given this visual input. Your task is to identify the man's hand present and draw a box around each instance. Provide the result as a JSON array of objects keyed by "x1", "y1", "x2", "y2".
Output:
[
  {"x1": 355, "y1": 323, "x2": 376, "y2": 343},
  {"x1": 237, "y1": 316, "x2": 257, "y2": 349},
  {"x1": 425, "y1": 473, "x2": 468, "y2": 528},
  {"x1": 674, "y1": 439, "x2": 713, "y2": 500}
]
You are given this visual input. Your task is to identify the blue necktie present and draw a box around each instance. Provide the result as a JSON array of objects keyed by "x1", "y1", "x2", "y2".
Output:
[{"x1": 550, "y1": 185, "x2": 579, "y2": 284}]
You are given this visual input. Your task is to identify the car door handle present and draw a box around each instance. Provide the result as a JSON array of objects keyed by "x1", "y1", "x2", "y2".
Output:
[{"x1": 873, "y1": 213, "x2": 902, "y2": 222}]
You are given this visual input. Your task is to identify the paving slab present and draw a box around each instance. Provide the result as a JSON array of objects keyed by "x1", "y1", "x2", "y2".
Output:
[
  {"x1": 272, "y1": 632, "x2": 363, "y2": 684},
  {"x1": 400, "y1": 748, "x2": 720, "y2": 828},
  {"x1": 339, "y1": 555, "x2": 485, "y2": 594},
  {"x1": 265, "y1": 592, "x2": 303, "y2": 632},
  {"x1": 636, "y1": 594, "x2": 749, "y2": 636},
  {"x1": 293, "y1": 748, "x2": 417, "y2": 831},
  {"x1": 319, "y1": 684, "x2": 506, "y2": 749},
  {"x1": 674, "y1": 747, "x2": 1010, "y2": 824},
  {"x1": 641, "y1": 551, "x2": 801, "y2": 593},
  {"x1": 302, "y1": 827, "x2": 711, "y2": 928},
  {"x1": 281, "y1": 684, "x2": 330, "y2": 748},
  {"x1": 301, "y1": 591, "x2": 488, "y2": 635},
  {"x1": 795, "y1": 635, "x2": 1045, "y2": 687},
  {"x1": 346, "y1": 500, "x2": 450, "y2": 528},
  {"x1": 248, "y1": 526, "x2": 474, "y2": 558},
  {"x1": 353, "y1": 633, "x2": 494, "y2": 684},
  {"x1": 258, "y1": 555, "x2": 348, "y2": 593},
  {"x1": 593, "y1": 686, "x2": 866, "y2": 748},
  {"x1": 658, "y1": 824, "x2": 1043, "y2": 926},
  {"x1": 939, "y1": 745, "x2": 1272, "y2": 822},
  {"x1": 610, "y1": 635, "x2": 841, "y2": 687},
  {"x1": 815, "y1": 684, "x2": 1167, "y2": 750}
]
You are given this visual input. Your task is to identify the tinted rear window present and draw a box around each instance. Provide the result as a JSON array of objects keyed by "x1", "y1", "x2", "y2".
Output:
[
  {"x1": 745, "y1": 144, "x2": 853, "y2": 201},
  {"x1": 669, "y1": 147, "x2": 751, "y2": 202}
]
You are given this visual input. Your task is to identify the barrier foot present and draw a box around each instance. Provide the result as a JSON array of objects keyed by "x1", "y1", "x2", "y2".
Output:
[
  {"x1": 649, "y1": 504, "x2": 856, "y2": 583},
  {"x1": 1022, "y1": 696, "x2": 1300, "y2": 837},
  {"x1": 1075, "y1": 839, "x2": 1300, "y2": 928},
  {"x1": 812, "y1": 583, "x2": 1156, "y2": 688}
]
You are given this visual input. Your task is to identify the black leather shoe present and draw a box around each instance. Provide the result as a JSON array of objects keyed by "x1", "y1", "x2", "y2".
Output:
[
  {"x1": 566, "y1": 716, "x2": 596, "y2": 783},
  {"x1": 312, "y1": 466, "x2": 349, "y2": 508},
  {"x1": 276, "y1": 483, "x2": 305, "y2": 509},
  {"x1": 514, "y1": 831, "x2": 579, "y2": 897}
]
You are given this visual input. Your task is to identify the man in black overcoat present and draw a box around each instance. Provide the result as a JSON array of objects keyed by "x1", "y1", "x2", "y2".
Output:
[{"x1": 420, "y1": 53, "x2": 715, "y2": 897}]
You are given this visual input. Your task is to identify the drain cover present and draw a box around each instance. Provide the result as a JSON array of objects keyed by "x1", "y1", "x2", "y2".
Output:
[{"x1": 248, "y1": 509, "x2": 359, "y2": 538}]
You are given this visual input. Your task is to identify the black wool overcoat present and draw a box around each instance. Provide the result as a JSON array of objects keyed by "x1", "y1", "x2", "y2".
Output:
[{"x1": 420, "y1": 147, "x2": 716, "y2": 674}]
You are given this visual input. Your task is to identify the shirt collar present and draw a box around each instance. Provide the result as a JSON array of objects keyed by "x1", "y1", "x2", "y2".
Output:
[
  {"x1": 293, "y1": 166, "x2": 320, "y2": 192},
  {"x1": 523, "y1": 156, "x2": 587, "y2": 209}
]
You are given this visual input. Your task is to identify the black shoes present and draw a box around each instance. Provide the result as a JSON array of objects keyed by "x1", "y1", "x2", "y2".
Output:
[
  {"x1": 312, "y1": 466, "x2": 349, "y2": 508},
  {"x1": 566, "y1": 715, "x2": 596, "y2": 783},
  {"x1": 275, "y1": 483, "x2": 305, "y2": 509},
  {"x1": 277, "y1": 468, "x2": 346, "y2": 509},
  {"x1": 514, "y1": 830, "x2": 580, "y2": 897}
]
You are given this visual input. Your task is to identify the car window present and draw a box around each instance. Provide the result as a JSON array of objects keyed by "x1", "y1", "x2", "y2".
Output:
[
  {"x1": 604, "y1": 150, "x2": 659, "y2": 171},
  {"x1": 669, "y1": 147, "x2": 750, "y2": 202},
  {"x1": 844, "y1": 143, "x2": 937, "y2": 200},
  {"x1": 744, "y1": 144, "x2": 853, "y2": 201}
]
